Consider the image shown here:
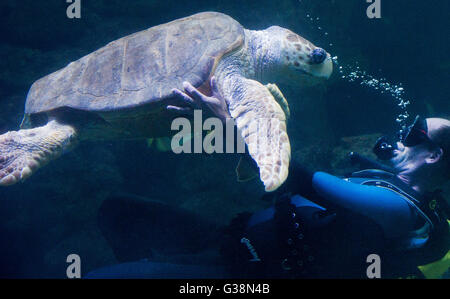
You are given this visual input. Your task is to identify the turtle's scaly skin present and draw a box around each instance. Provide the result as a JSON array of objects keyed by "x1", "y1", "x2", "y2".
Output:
[{"x1": 0, "y1": 121, "x2": 76, "y2": 185}]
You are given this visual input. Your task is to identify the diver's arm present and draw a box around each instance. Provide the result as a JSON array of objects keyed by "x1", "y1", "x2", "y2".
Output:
[
  {"x1": 311, "y1": 172, "x2": 416, "y2": 239},
  {"x1": 284, "y1": 162, "x2": 416, "y2": 239}
]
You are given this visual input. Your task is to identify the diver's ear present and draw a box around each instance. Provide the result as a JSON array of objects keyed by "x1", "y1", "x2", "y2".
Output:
[{"x1": 425, "y1": 147, "x2": 443, "y2": 164}]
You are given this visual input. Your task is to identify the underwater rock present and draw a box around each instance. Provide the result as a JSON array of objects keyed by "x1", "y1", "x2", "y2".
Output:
[
  {"x1": 292, "y1": 133, "x2": 381, "y2": 176},
  {"x1": 331, "y1": 133, "x2": 381, "y2": 176}
]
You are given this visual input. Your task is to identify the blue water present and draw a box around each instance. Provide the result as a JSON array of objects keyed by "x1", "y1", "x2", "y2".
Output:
[{"x1": 0, "y1": 0, "x2": 448, "y2": 278}]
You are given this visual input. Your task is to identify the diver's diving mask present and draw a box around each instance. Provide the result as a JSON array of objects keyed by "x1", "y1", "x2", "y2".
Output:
[
  {"x1": 401, "y1": 115, "x2": 438, "y2": 149},
  {"x1": 373, "y1": 115, "x2": 440, "y2": 160}
]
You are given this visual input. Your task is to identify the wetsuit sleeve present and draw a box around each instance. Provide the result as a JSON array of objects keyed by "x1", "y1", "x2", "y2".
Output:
[{"x1": 311, "y1": 172, "x2": 416, "y2": 239}]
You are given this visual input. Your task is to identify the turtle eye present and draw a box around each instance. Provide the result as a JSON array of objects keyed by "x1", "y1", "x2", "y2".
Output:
[{"x1": 309, "y1": 48, "x2": 327, "y2": 64}]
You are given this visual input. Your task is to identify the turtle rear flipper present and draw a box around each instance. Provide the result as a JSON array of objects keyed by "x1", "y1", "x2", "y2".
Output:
[
  {"x1": 222, "y1": 77, "x2": 291, "y2": 192},
  {"x1": 0, "y1": 120, "x2": 77, "y2": 186}
]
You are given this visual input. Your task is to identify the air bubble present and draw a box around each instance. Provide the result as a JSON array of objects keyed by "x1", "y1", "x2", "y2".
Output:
[
  {"x1": 301, "y1": 9, "x2": 412, "y2": 129},
  {"x1": 333, "y1": 59, "x2": 412, "y2": 130}
]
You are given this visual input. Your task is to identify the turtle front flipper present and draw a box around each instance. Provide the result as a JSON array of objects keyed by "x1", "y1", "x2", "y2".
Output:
[
  {"x1": 221, "y1": 77, "x2": 291, "y2": 192},
  {"x1": 0, "y1": 120, "x2": 77, "y2": 186}
]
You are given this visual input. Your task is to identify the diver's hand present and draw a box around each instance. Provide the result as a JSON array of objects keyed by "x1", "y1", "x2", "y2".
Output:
[{"x1": 168, "y1": 77, "x2": 231, "y2": 123}]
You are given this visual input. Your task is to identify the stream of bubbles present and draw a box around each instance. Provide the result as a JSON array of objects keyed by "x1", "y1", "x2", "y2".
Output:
[{"x1": 303, "y1": 9, "x2": 412, "y2": 135}]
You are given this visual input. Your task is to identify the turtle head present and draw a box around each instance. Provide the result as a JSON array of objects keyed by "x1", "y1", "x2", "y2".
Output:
[{"x1": 261, "y1": 26, "x2": 333, "y2": 84}]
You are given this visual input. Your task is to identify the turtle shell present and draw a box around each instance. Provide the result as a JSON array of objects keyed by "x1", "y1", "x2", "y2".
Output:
[{"x1": 25, "y1": 12, "x2": 244, "y2": 114}]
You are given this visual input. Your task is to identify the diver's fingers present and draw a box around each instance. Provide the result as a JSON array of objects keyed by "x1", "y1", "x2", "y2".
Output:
[
  {"x1": 182, "y1": 81, "x2": 207, "y2": 106},
  {"x1": 171, "y1": 88, "x2": 196, "y2": 107},
  {"x1": 205, "y1": 77, "x2": 223, "y2": 107},
  {"x1": 209, "y1": 76, "x2": 229, "y2": 108},
  {"x1": 166, "y1": 105, "x2": 193, "y2": 115},
  {"x1": 210, "y1": 76, "x2": 220, "y2": 96}
]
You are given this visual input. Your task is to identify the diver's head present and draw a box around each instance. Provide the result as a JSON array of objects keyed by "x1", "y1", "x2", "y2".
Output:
[
  {"x1": 390, "y1": 116, "x2": 450, "y2": 192},
  {"x1": 259, "y1": 26, "x2": 333, "y2": 84}
]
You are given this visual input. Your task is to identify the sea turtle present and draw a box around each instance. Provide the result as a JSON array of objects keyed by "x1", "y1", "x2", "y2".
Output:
[{"x1": 0, "y1": 12, "x2": 332, "y2": 191}]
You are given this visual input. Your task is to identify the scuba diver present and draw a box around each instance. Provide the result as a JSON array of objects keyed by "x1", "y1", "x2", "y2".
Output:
[{"x1": 86, "y1": 79, "x2": 449, "y2": 279}]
